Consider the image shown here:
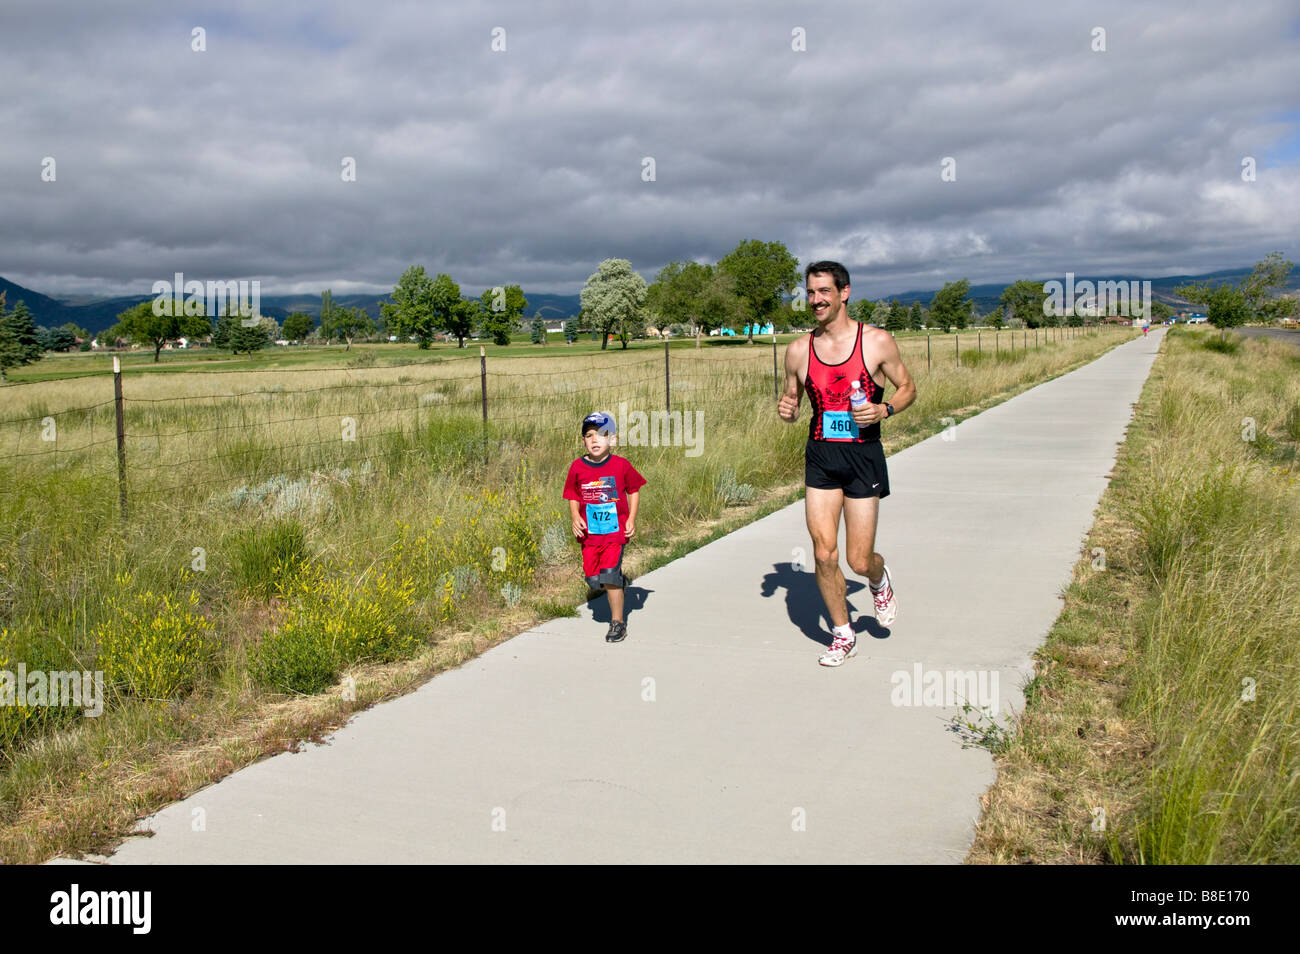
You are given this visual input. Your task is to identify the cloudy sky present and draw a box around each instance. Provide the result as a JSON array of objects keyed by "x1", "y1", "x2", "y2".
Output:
[{"x1": 3, "y1": 0, "x2": 1298, "y2": 301}]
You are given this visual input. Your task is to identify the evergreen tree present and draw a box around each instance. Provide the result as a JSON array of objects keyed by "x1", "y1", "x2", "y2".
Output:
[
  {"x1": 0, "y1": 293, "x2": 26, "y2": 380},
  {"x1": 908, "y1": 302, "x2": 924, "y2": 331},
  {"x1": 886, "y1": 299, "x2": 907, "y2": 331},
  {"x1": 230, "y1": 320, "x2": 270, "y2": 355},
  {"x1": 2, "y1": 300, "x2": 42, "y2": 364},
  {"x1": 321, "y1": 290, "x2": 335, "y2": 335},
  {"x1": 884, "y1": 301, "x2": 907, "y2": 333}
]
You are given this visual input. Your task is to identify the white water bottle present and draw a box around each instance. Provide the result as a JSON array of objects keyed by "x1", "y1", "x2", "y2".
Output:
[{"x1": 849, "y1": 380, "x2": 869, "y2": 411}]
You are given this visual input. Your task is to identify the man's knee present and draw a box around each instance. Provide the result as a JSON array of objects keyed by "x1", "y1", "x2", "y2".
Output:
[
  {"x1": 846, "y1": 552, "x2": 872, "y2": 577},
  {"x1": 814, "y1": 545, "x2": 839, "y2": 571}
]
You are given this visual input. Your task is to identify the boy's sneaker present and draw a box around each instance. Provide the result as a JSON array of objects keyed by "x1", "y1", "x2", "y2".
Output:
[
  {"x1": 605, "y1": 620, "x2": 627, "y2": 643},
  {"x1": 871, "y1": 564, "x2": 897, "y2": 626},
  {"x1": 818, "y1": 631, "x2": 857, "y2": 667}
]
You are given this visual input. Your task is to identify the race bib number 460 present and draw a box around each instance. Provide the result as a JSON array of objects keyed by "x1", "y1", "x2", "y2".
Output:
[
  {"x1": 585, "y1": 501, "x2": 619, "y2": 535},
  {"x1": 821, "y1": 410, "x2": 860, "y2": 440}
]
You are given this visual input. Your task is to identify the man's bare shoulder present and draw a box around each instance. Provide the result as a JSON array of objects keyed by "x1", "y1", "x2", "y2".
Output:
[
  {"x1": 784, "y1": 333, "x2": 810, "y2": 363},
  {"x1": 861, "y1": 324, "x2": 902, "y2": 357}
]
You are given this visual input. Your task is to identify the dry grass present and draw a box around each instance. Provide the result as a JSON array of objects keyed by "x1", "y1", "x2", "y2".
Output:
[{"x1": 969, "y1": 327, "x2": 1300, "y2": 864}]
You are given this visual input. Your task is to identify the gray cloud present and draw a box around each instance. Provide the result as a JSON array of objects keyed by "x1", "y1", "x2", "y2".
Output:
[{"x1": 2, "y1": 0, "x2": 1297, "y2": 301}]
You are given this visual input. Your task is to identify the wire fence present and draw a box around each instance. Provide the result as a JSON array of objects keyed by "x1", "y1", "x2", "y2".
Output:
[{"x1": 0, "y1": 326, "x2": 1115, "y2": 520}]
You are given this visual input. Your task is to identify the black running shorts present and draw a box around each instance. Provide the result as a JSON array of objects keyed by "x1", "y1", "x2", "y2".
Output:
[{"x1": 805, "y1": 439, "x2": 890, "y2": 499}]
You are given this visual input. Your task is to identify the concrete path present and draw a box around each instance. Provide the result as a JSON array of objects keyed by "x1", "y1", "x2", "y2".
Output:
[{"x1": 87, "y1": 330, "x2": 1162, "y2": 864}]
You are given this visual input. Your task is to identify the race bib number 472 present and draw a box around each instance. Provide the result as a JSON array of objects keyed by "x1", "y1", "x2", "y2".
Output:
[{"x1": 585, "y1": 501, "x2": 619, "y2": 535}]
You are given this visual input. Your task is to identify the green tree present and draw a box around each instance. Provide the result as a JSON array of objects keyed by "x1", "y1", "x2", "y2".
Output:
[
  {"x1": 323, "y1": 305, "x2": 375, "y2": 351},
  {"x1": 1239, "y1": 251, "x2": 1297, "y2": 323},
  {"x1": 441, "y1": 293, "x2": 479, "y2": 349},
  {"x1": 563, "y1": 317, "x2": 578, "y2": 344},
  {"x1": 478, "y1": 296, "x2": 511, "y2": 346},
  {"x1": 1000, "y1": 280, "x2": 1047, "y2": 329},
  {"x1": 211, "y1": 309, "x2": 234, "y2": 349},
  {"x1": 929, "y1": 280, "x2": 972, "y2": 333},
  {"x1": 580, "y1": 259, "x2": 647, "y2": 352},
  {"x1": 381, "y1": 266, "x2": 437, "y2": 346},
  {"x1": 47, "y1": 326, "x2": 77, "y2": 351},
  {"x1": 58, "y1": 321, "x2": 90, "y2": 342},
  {"x1": 849, "y1": 299, "x2": 876, "y2": 324},
  {"x1": 95, "y1": 324, "x2": 123, "y2": 348},
  {"x1": 883, "y1": 300, "x2": 907, "y2": 333},
  {"x1": 424, "y1": 274, "x2": 468, "y2": 347},
  {"x1": 987, "y1": 308, "x2": 1006, "y2": 330},
  {"x1": 647, "y1": 260, "x2": 712, "y2": 345},
  {"x1": 478, "y1": 285, "x2": 527, "y2": 346},
  {"x1": 115, "y1": 298, "x2": 209, "y2": 363},
  {"x1": 530, "y1": 315, "x2": 545, "y2": 344},
  {"x1": 717, "y1": 239, "x2": 800, "y2": 343},
  {"x1": 229, "y1": 320, "x2": 270, "y2": 355},
  {"x1": 283, "y1": 312, "x2": 314, "y2": 342},
  {"x1": 696, "y1": 269, "x2": 744, "y2": 342},
  {"x1": 1205, "y1": 284, "x2": 1249, "y2": 332},
  {"x1": 2, "y1": 301, "x2": 42, "y2": 365},
  {"x1": 0, "y1": 293, "x2": 26, "y2": 381},
  {"x1": 905, "y1": 302, "x2": 922, "y2": 331},
  {"x1": 1150, "y1": 301, "x2": 1174, "y2": 323},
  {"x1": 320, "y1": 289, "x2": 335, "y2": 335},
  {"x1": 617, "y1": 305, "x2": 646, "y2": 349}
]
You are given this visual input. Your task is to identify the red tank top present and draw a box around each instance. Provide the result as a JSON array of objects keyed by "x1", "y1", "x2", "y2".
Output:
[{"x1": 806, "y1": 322, "x2": 884, "y2": 442}]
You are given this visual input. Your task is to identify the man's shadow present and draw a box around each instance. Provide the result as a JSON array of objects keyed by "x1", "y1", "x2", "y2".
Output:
[
  {"x1": 587, "y1": 585, "x2": 653, "y2": 623},
  {"x1": 760, "y1": 562, "x2": 891, "y2": 646}
]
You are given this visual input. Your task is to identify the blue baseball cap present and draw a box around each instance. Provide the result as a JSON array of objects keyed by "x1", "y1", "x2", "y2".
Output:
[{"x1": 582, "y1": 411, "x2": 616, "y2": 436}]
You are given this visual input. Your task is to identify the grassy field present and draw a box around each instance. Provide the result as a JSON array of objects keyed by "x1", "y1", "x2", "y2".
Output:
[
  {"x1": 0, "y1": 323, "x2": 1132, "y2": 862},
  {"x1": 968, "y1": 326, "x2": 1299, "y2": 864},
  {"x1": 3, "y1": 324, "x2": 1080, "y2": 384}
]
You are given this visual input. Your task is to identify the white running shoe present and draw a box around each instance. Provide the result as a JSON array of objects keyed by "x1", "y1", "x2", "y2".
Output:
[
  {"x1": 819, "y1": 631, "x2": 858, "y2": 667},
  {"x1": 872, "y1": 564, "x2": 897, "y2": 626}
]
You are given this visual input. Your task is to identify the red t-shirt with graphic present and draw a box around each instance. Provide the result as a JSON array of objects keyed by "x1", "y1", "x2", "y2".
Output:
[{"x1": 563, "y1": 453, "x2": 646, "y2": 546}]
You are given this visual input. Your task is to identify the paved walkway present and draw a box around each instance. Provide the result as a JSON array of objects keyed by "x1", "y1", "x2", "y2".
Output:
[{"x1": 82, "y1": 330, "x2": 1163, "y2": 864}]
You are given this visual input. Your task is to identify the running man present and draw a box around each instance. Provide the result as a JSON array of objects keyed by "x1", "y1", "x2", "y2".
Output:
[{"x1": 777, "y1": 261, "x2": 917, "y2": 667}]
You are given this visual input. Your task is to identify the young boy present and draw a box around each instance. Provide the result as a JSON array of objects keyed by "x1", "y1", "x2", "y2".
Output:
[{"x1": 562, "y1": 411, "x2": 646, "y2": 642}]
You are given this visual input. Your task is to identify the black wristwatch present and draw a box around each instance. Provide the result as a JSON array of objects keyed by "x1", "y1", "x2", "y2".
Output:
[{"x1": 885, "y1": 402, "x2": 895, "y2": 418}]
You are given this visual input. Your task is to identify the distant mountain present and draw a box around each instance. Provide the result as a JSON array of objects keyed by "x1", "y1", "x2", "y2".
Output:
[
  {"x1": 3, "y1": 265, "x2": 1293, "y2": 334},
  {"x1": 0, "y1": 276, "x2": 76, "y2": 325},
  {"x1": 0, "y1": 276, "x2": 584, "y2": 335},
  {"x1": 877, "y1": 267, "x2": 1295, "y2": 315}
]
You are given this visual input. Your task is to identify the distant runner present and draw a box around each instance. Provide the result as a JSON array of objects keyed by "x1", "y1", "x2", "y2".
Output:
[{"x1": 777, "y1": 261, "x2": 917, "y2": 667}]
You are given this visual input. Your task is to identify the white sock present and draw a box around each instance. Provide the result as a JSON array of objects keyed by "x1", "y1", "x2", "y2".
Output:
[
  {"x1": 870, "y1": 569, "x2": 889, "y2": 591},
  {"x1": 833, "y1": 622, "x2": 853, "y2": 638}
]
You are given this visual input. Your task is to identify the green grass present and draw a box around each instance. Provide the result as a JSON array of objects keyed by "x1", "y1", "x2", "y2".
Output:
[{"x1": 970, "y1": 325, "x2": 1300, "y2": 864}]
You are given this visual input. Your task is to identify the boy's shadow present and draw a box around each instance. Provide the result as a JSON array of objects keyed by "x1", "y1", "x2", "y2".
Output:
[
  {"x1": 760, "y1": 563, "x2": 890, "y2": 646},
  {"x1": 587, "y1": 585, "x2": 653, "y2": 623}
]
